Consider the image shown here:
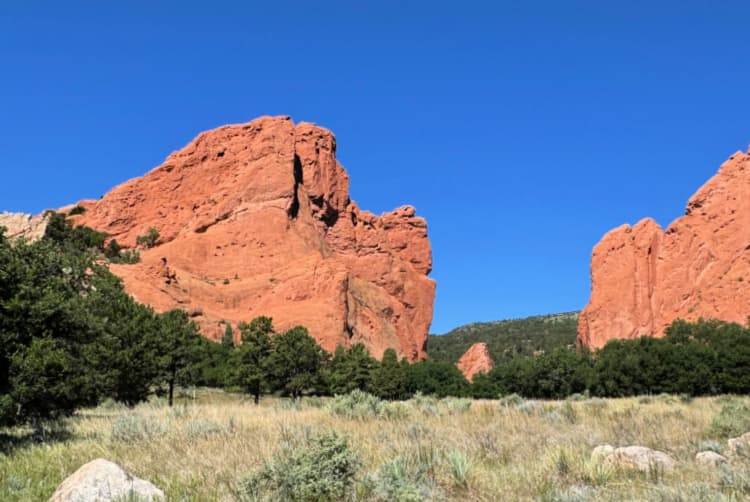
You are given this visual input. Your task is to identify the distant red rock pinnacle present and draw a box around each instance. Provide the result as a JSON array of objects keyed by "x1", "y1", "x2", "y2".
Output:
[{"x1": 457, "y1": 343, "x2": 493, "y2": 381}]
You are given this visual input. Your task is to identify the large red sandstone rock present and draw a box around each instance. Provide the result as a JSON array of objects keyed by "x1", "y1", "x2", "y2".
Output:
[
  {"x1": 456, "y1": 343, "x2": 493, "y2": 381},
  {"x1": 579, "y1": 149, "x2": 750, "y2": 349},
  {"x1": 70, "y1": 116, "x2": 434, "y2": 361}
]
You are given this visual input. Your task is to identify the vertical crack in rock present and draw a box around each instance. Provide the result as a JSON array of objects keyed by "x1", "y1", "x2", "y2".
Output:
[
  {"x1": 343, "y1": 274, "x2": 355, "y2": 339},
  {"x1": 288, "y1": 154, "x2": 303, "y2": 219}
]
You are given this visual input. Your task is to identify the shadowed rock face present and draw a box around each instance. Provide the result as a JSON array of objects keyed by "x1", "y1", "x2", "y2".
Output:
[
  {"x1": 579, "y1": 149, "x2": 750, "y2": 349},
  {"x1": 456, "y1": 343, "x2": 493, "y2": 381},
  {"x1": 68, "y1": 116, "x2": 435, "y2": 361}
]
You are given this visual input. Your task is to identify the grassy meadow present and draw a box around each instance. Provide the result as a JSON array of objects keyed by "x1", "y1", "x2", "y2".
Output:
[{"x1": 2, "y1": 389, "x2": 750, "y2": 501}]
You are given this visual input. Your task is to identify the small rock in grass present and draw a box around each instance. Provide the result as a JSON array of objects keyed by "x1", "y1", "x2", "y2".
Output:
[
  {"x1": 695, "y1": 450, "x2": 728, "y2": 467},
  {"x1": 49, "y1": 458, "x2": 164, "y2": 502},
  {"x1": 727, "y1": 432, "x2": 750, "y2": 457},
  {"x1": 591, "y1": 444, "x2": 676, "y2": 472}
]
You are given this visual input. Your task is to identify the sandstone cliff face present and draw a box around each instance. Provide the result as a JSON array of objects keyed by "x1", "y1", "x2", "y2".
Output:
[
  {"x1": 456, "y1": 343, "x2": 493, "y2": 381},
  {"x1": 69, "y1": 116, "x2": 435, "y2": 360},
  {"x1": 0, "y1": 212, "x2": 49, "y2": 241},
  {"x1": 579, "y1": 149, "x2": 750, "y2": 349}
]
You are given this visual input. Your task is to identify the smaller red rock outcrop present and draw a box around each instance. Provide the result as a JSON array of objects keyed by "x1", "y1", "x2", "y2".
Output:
[{"x1": 456, "y1": 343, "x2": 494, "y2": 381}]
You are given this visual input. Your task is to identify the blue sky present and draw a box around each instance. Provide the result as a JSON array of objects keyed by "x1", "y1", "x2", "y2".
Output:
[{"x1": 2, "y1": 1, "x2": 749, "y2": 333}]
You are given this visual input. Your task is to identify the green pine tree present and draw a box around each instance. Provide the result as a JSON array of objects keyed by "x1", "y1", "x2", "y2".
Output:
[
  {"x1": 266, "y1": 326, "x2": 328, "y2": 399},
  {"x1": 154, "y1": 309, "x2": 203, "y2": 407},
  {"x1": 221, "y1": 323, "x2": 235, "y2": 349},
  {"x1": 236, "y1": 316, "x2": 274, "y2": 404},
  {"x1": 328, "y1": 343, "x2": 376, "y2": 394},
  {"x1": 369, "y1": 348, "x2": 409, "y2": 400}
]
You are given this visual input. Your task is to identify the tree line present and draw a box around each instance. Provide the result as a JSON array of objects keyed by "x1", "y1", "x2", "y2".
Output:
[
  {"x1": 2, "y1": 213, "x2": 750, "y2": 427},
  {"x1": 469, "y1": 318, "x2": 750, "y2": 399},
  {"x1": 0, "y1": 214, "x2": 469, "y2": 425}
]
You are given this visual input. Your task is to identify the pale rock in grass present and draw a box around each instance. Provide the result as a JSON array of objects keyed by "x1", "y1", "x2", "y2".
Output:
[
  {"x1": 695, "y1": 450, "x2": 728, "y2": 467},
  {"x1": 592, "y1": 445, "x2": 676, "y2": 472},
  {"x1": 49, "y1": 458, "x2": 164, "y2": 502},
  {"x1": 727, "y1": 432, "x2": 750, "y2": 457}
]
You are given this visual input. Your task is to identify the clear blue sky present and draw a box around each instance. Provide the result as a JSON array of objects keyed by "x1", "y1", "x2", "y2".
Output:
[{"x1": 2, "y1": 1, "x2": 749, "y2": 333}]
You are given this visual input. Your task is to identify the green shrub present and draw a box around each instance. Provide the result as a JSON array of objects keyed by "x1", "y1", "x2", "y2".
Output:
[
  {"x1": 380, "y1": 401, "x2": 412, "y2": 420},
  {"x1": 498, "y1": 393, "x2": 524, "y2": 409},
  {"x1": 102, "y1": 237, "x2": 140, "y2": 264},
  {"x1": 326, "y1": 391, "x2": 411, "y2": 420},
  {"x1": 68, "y1": 205, "x2": 86, "y2": 216},
  {"x1": 446, "y1": 450, "x2": 471, "y2": 488},
  {"x1": 656, "y1": 393, "x2": 678, "y2": 404},
  {"x1": 245, "y1": 430, "x2": 360, "y2": 501},
  {"x1": 709, "y1": 398, "x2": 750, "y2": 438},
  {"x1": 109, "y1": 247, "x2": 140, "y2": 264},
  {"x1": 370, "y1": 456, "x2": 440, "y2": 502},
  {"x1": 440, "y1": 397, "x2": 472, "y2": 414},
  {"x1": 566, "y1": 391, "x2": 590, "y2": 402},
  {"x1": 372, "y1": 458, "x2": 425, "y2": 502},
  {"x1": 326, "y1": 390, "x2": 385, "y2": 420},
  {"x1": 516, "y1": 401, "x2": 542, "y2": 415},
  {"x1": 111, "y1": 414, "x2": 168, "y2": 442},
  {"x1": 135, "y1": 227, "x2": 160, "y2": 248},
  {"x1": 718, "y1": 465, "x2": 750, "y2": 494},
  {"x1": 409, "y1": 392, "x2": 440, "y2": 416},
  {"x1": 407, "y1": 394, "x2": 473, "y2": 416},
  {"x1": 183, "y1": 419, "x2": 223, "y2": 438}
]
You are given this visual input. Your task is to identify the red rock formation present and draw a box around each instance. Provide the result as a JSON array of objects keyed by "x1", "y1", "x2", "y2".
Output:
[
  {"x1": 456, "y1": 343, "x2": 493, "y2": 381},
  {"x1": 579, "y1": 149, "x2": 750, "y2": 349},
  {"x1": 71, "y1": 116, "x2": 434, "y2": 360}
]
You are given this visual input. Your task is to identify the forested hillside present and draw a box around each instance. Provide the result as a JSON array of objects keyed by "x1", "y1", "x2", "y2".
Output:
[{"x1": 427, "y1": 312, "x2": 578, "y2": 363}]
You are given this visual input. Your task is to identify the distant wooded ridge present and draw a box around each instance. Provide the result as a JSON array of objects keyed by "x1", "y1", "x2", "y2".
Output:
[{"x1": 427, "y1": 312, "x2": 579, "y2": 363}]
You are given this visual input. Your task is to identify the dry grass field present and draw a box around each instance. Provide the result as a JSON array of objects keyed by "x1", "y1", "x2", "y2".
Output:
[{"x1": 1, "y1": 389, "x2": 750, "y2": 501}]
